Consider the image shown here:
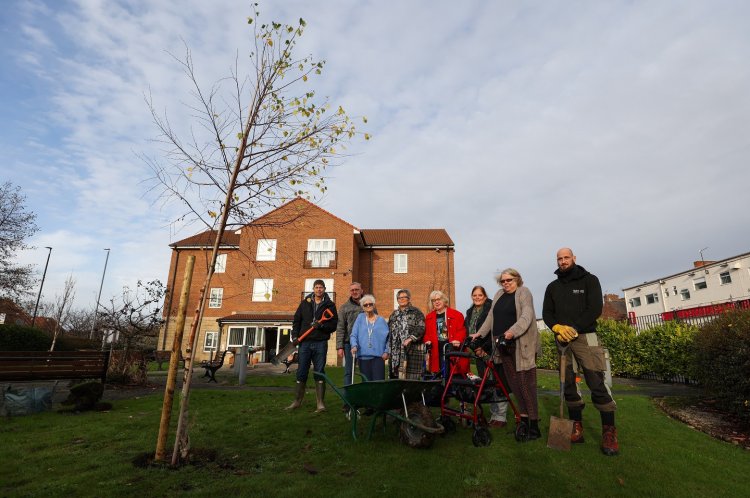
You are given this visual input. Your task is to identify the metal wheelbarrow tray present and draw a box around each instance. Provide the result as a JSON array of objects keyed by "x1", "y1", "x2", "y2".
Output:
[{"x1": 314, "y1": 372, "x2": 444, "y2": 448}]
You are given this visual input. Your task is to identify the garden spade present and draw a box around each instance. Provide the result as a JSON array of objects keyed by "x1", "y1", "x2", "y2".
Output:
[
  {"x1": 547, "y1": 348, "x2": 573, "y2": 451},
  {"x1": 271, "y1": 308, "x2": 334, "y2": 365}
]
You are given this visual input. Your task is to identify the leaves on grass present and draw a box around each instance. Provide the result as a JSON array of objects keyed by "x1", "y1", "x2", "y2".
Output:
[
  {"x1": 303, "y1": 463, "x2": 318, "y2": 475},
  {"x1": 618, "y1": 477, "x2": 625, "y2": 486}
]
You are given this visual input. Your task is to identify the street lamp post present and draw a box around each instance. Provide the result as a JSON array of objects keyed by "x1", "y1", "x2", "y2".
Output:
[
  {"x1": 31, "y1": 247, "x2": 53, "y2": 328},
  {"x1": 90, "y1": 248, "x2": 111, "y2": 342}
]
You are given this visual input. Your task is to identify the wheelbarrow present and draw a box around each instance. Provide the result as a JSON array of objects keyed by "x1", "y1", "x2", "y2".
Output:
[{"x1": 313, "y1": 371, "x2": 444, "y2": 448}]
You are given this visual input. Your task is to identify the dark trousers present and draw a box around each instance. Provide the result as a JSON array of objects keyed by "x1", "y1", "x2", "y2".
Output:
[
  {"x1": 359, "y1": 357, "x2": 385, "y2": 381},
  {"x1": 296, "y1": 340, "x2": 327, "y2": 383}
]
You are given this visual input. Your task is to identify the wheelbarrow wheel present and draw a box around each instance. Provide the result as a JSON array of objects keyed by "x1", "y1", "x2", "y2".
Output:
[
  {"x1": 400, "y1": 403, "x2": 437, "y2": 449},
  {"x1": 472, "y1": 427, "x2": 492, "y2": 447}
]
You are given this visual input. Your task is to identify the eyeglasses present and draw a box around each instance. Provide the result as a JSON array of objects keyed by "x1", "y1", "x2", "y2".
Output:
[
  {"x1": 362, "y1": 303, "x2": 374, "y2": 307},
  {"x1": 397, "y1": 296, "x2": 409, "y2": 300},
  {"x1": 500, "y1": 278, "x2": 515, "y2": 284},
  {"x1": 431, "y1": 299, "x2": 443, "y2": 302}
]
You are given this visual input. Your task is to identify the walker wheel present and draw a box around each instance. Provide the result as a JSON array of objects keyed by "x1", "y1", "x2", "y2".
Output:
[{"x1": 472, "y1": 427, "x2": 492, "y2": 447}]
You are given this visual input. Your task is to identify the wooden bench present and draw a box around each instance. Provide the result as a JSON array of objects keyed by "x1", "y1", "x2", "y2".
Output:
[
  {"x1": 200, "y1": 350, "x2": 229, "y2": 382},
  {"x1": 0, "y1": 350, "x2": 110, "y2": 383},
  {"x1": 151, "y1": 350, "x2": 185, "y2": 371}
]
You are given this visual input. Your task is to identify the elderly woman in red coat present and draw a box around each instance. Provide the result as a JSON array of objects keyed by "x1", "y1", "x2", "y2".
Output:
[{"x1": 423, "y1": 290, "x2": 469, "y2": 376}]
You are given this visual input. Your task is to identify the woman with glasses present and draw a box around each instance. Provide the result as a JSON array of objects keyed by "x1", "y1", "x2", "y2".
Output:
[
  {"x1": 387, "y1": 289, "x2": 426, "y2": 379},
  {"x1": 350, "y1": 294, "x2": 390, "y2": 381},
  {"x1": 471, "y1": 269, "x2": 541, "y2": 441},
  {"x1": 424, "y1": 290, "x2": 469, "y2": 376}
]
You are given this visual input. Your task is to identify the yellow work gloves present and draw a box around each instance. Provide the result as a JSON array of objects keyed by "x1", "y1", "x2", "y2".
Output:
[{"x1": 552, "y1": 324, "x2": 578, "y2": 342}]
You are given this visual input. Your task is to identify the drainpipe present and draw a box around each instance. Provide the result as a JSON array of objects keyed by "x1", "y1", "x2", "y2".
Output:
[{"x1": 446, "y1": 244, "x2": 451, "y2": 304}]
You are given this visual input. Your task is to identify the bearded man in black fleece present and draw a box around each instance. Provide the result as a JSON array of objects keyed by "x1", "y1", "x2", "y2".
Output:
[{"x1": 542, "y1": 248, "x2": 619, "y2": 456}]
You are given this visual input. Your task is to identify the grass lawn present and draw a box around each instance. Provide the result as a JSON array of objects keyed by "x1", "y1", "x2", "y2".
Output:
[{"x1": 1, "y1": 370, "x2": 746, "y2": 497}]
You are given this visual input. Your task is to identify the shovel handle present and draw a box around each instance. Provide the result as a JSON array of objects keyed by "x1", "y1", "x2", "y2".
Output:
[
  {"x1": 559, "y1": 349, "x2": 568, "y2": 418},
  {"x1": 295, "y1": 308, "x2": 334, "y2": 344}
]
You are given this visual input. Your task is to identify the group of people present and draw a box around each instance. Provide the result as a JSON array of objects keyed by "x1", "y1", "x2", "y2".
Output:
[{"x1": 284, "y1": 247, "x2": 619, "y2": 456}]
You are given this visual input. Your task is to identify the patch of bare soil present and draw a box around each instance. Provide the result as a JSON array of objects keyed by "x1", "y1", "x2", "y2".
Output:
[{"x1": 655, "y1": 397, "x2": 750, "y2": 450}]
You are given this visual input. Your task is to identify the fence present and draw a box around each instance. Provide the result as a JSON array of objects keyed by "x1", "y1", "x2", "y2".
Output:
[{"x1": 630, "y1": 298, "x2": 750, "y2": 333}]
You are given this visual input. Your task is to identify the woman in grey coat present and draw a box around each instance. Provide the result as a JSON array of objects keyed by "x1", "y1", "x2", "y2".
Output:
[{"x1": 472, "y1": 268, "x2": 541, "y2": 441}]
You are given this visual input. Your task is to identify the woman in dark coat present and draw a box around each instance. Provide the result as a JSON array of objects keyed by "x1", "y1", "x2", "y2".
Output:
[{"x1": 465, "y1": 285, "x2": 509, "y2": 428}]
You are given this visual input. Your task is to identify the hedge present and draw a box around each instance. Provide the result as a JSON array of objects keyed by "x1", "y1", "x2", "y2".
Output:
[
  {"x1": 693, "y1": 309, "x2": 750, "y2": 425},
  {"x1": 0, "y1": 324, "x2": 100, "y2": 351}
]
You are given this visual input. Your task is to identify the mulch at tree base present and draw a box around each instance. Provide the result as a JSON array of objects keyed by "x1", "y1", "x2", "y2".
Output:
[{"x1": 655, "y1": 397, "x2": 750, "y2": 450}]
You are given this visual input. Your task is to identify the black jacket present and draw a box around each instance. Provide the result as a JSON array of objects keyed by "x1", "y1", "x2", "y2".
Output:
[
  {"x1": 292, "y1": 293, "x2": 338, "y2": 342},
  {"x1": 542, "y1": 264, "x2": 602, "y2": 334},
  {"x1": 465, "y1": 299, "x2": 493, "y2": 349}
]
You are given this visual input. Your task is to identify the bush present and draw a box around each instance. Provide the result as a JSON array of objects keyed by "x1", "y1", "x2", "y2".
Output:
[
  {"x1": 637, "y1": 321, "x2": 698, "y2": 380},
  {"x1": 694, "y1": 309, "x2": 750, "y2": 425},
  {"x1": 537, "y1": 330, "x2": 558, "y2": 370},
  {"x1": 596, "y1": 319, "x2": 643, "y2": 377},
  {"x1": 0, "y1": 324, "x2": 51, "y2": 350}
]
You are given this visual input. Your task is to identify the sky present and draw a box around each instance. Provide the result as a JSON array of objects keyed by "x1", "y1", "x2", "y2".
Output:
[{"x1": 3, "y1": 0, "x2": 750, "y2": 313}]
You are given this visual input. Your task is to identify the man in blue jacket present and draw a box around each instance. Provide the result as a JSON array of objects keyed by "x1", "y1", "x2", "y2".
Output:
[
  {"x1": 542, "y1": 248, "x2": 619, "y2": 456},
  {"x1": 286, "y1": 280, "x2": 338, "y2": 413}
]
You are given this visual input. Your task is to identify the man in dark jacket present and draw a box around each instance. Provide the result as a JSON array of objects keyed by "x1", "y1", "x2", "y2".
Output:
[
  {"x1": 336, "y1": 282, "x2": 364, "y2": 390},
  {"x1": 542, "y1": 248, "x2": 619, "y2": 456},
  {"x1": 286, "y1": 279, "x2": 338, "y2": 413}
]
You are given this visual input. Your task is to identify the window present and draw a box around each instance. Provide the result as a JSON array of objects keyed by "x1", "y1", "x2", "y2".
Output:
[
  {"x1": 252, "y1": 279, "x2": 274, "y2": 302},
  {"x1": 203, "y1": 331, "x2": 218, "y2": 352},
  {"x1": 394, "y1": 253, "x2": 408, "y2": 273},
  {"x1": 693, "y1": 277, "x2": 707, "y2": 290},
  {"x1": 304, "y1": 278, "x2": 334, "y2": 301},
  {"x1": 306, "y1": 239, "x2": 336, "y2": 268},
  {"x1": 208, "y1": 288, "x2": 223, "y2": 308},
  {"x1": 256, "y1": 239, "x2": 277, "y2": 261},
  {"x1": 720, "y1": 271, "x2": 732, "y2": 285},
  {"x1": 646, "y1": 293, "x2": 659, "y2": 304},
  {"x1": 227, "y1": 326, "x2": 261, "y2": 348},
  {"x1": 680, "y1": 289, "x2": 691, "y2": 301},
  {"x1": 214, "y1": 253, "x2": 227, "y2": 273},
  {"x1": 663, "y1": 288, "x2": 670, "y2": 298},
  {"x1": 629, "y1": 297, "x2": 641, "y2": 307}
]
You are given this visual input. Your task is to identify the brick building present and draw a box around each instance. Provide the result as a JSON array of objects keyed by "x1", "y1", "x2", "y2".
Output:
[{"x1": 158, "y1": 198, "x2": 455, "y2": 365}]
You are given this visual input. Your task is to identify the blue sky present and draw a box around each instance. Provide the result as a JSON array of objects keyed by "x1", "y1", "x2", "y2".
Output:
[{"x1": 3, "y1": 0, "x2": 750, "y2": 312}]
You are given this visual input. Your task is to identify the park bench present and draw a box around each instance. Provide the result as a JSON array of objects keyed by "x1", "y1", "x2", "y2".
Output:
[
  {"x1": 200, "y1": 350, "x2": 229, "y2": 382},
  {"x1": 151, "y1": 350, "x2": 185, "y2": 370},
  {"x1": 0, "y1": 350, "x2": 110, "y2": 383}
]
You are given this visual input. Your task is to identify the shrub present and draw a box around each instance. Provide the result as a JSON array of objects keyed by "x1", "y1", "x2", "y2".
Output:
[
  {"x1": 596, "y1": 319, "x2": 643, "y2": 377},
  {"x1": 694, "y1": 309, "x2": 750, "y2": 425},
  {"x1": 637, "y1": 321, "x2": 698, "y2": 380},
  {"x1": 0, "y1": 324, "x2": 51, "y2": 350},
  {"x1": 537, "y1": 330, "x2": 558, "y2": 370}
]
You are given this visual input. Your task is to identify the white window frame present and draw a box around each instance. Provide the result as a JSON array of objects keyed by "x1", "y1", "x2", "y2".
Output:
[
  {"x1": 304, "y1": 278, "x2": 334, "y2": 300},
  {"x1": 306, "y1": 239, "x2": 336, "y2": 268},
  {"x1": 227, "y1": 326, "x2": 262, "y2": 348},
  {"x1": 693, "y1": 277, "x2": 707, "y2": 290},
  {"x1": 680, "y1": 289, "x2": 691, "y2": 301},
  {"x1": 252, "y1": 279, "x2": 274, "y2": 302},
  {"x1": 629, "y1": 297, "x2": 641, "y2": 307},
  {"x1": 208, "y1": 288, "x2": 223, "y2": 308},
  {"x1": 720, "y1": 271, "x2": 732, "y2": 285},
  {"x1": 256, "y1": 239, "x2": 277, "y2": 261},
  {"x1": 214, "y1": 253, "x2": 227, "y2": 273},
  {"x1": 394, "y1": 253, "x2": 408, "y2": 274},
  {"x1": 203, "y1": 331, "x2": 218, "y2": 352},
  {"x1": 645, "y1": 293, "x2": 659, "y2": 305}
]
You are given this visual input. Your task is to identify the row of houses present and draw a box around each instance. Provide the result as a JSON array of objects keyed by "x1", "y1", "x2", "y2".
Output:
[
  {"x1": 623, "y1": 252, "x2": 750, "y2": 329},
  {"x1": 158, "y1": 198, "x2": 456, "y2": 366}
]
